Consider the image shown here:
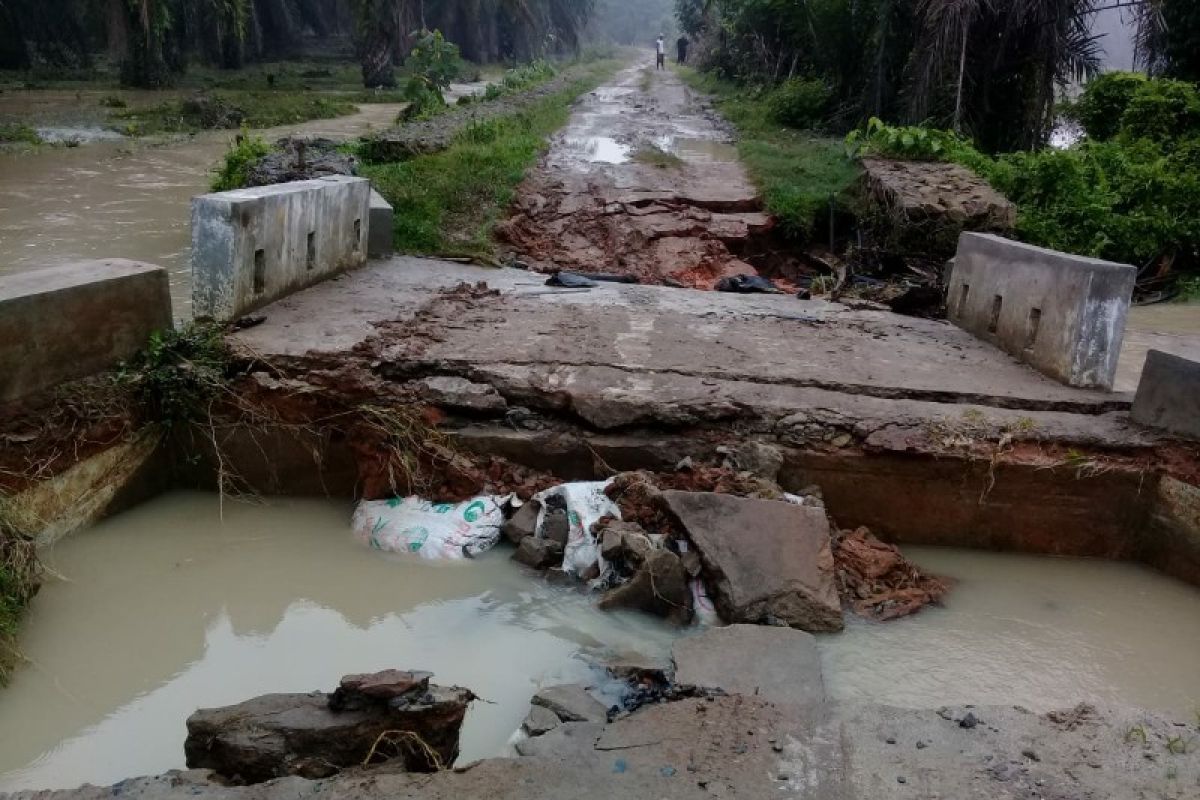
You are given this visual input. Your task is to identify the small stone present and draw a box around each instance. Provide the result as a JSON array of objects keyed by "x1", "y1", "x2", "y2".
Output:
[
  {"x1": 502, "y1": 501, "x2": 540, "y2": 544},
  {"x1": 600, "y1": 529, "x2": 623, "y2": 561},
  {"x1": 776, "y1": 773, "x2": 790, "y2": 781},
  {"x1": 542, "y1": 509, "x2": 570, "y2": 546},
  {"x1": 513, "y1": 537, "x2": 564, "y2": 569},
  {"x1": 659, "y1": 766, "x2": 676, "y2": 777},
  {"x1": 771, "y1": 743, "x2": 783, "y2": 753},
  {"x1": 936, "y1": 707, "x2": 954, "y2": 721},
  {"x1": 916, "y1": 740, "x2": 928, "y2": 750},
  {"x1": 897, "y1": 776, "x2": 907, "y2": 784},
  {"x1": 886, "y1": 737, "x2": 896, "y2": 745},
  {"x1": 959, "y1": 712, "x2": 979, "y2": 729},
  {"x1": 521, "y1": 704, "x2": 561, "y2": 737},
  {"x1": 1021, "y1": 748, "x2": 1040, "y2": 762}
]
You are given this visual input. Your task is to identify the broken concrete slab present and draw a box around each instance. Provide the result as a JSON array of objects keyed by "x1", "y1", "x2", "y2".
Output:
[
  {"x1": 661, "y1": 490, "x2": 843, "y2": 632},
  {"x1": 183, "y1": 671, "x2": 473, "y2": 782},
  {"x1": 948, "y1": 232, "x2": 1135, "y2": 389},
  {"x1": 512, "y1": 536, "x2": 563, "y2": 569},
  {"x1": 520, "y1": 704, "x2": 561, "y2": 737},
  {"x1": 414, "y1": 375, "x2": 507, "y2": 413},
  {"x1": 597, "y1": 549, "x2": 692, "y2": 625},
  {"x1": 671, "y1": 624, "x2": 825, "y2": 705},
  {"x1": 1130, "y1": 349, "x2": 1200, "y2": 440},
  {"x1": 502, "y1": 500, "x2": 539, "y2": 544},
  {"x1": 191, "y1": 176, "x2": 371, "y2": 321},
  {"x1": 0, "y1": 260, "x2": 172, "y2": 403},
  {"x1": 529, "y1": 684, "x2": 608, "y2": 723}
]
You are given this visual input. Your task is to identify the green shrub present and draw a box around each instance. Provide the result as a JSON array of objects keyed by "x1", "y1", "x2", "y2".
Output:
[
  {"x1": 116, "y1": 323, "x2": 231, "y2": 429},
  {"x1": 0, "y1": 123, "x2": 42, "y2": 145},
  {"x1": 210, "y1": 133, "x2": 272, "y2": 191},
  {"x1": 1119, "y1": 78, "x2": 1200, "y2": 144},
  {"x1": 400, "y1": 29, "x2": 461, "y2": 121},
  {"x1": 767, "y1": 77, "x2": 829, "y2": 128},
  {"x1": 844, "y1": 117, "x2": 974, "y2": 161},
  {"x1": 1074, "y1": 71, "x2": 1146, "y2": 141}
]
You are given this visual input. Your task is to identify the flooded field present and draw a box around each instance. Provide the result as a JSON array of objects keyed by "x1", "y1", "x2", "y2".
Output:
[
  {"x1": 1, "y1": 493, "x2": 1199, "y2": 792},
  {"x1": 0, "y1": 96, "x2": 403, "y2": 319}
]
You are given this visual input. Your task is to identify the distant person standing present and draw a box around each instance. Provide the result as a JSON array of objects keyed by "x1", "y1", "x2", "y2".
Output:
[
  {"x1": 655, "y1": 34, "x2": 665, "y2": 70},
  {"x1": 677, "y1": 35, "x2": 689, "y2": 65}
]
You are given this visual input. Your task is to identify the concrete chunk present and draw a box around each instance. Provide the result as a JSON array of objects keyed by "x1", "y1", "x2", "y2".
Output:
[
  {"x1": 947, "y1": 233, "x2": 1135, "y2": 389},
  {"x1": 1131, "y1": 350, "x2": 1200, "y2": 440},
  {"x1": 530, "y1": 684, "x2": 607, "y2": 723},
  {"x1": 672, "y1": 624, "x2": 825, "y2": 705},
  {"x1": 191, "y1": 176, "x2": 371, "y2": 321},
  {"x1": 521, "y1": 704, "x2": 561, "y2": 737},
  {"x1": 0, "y1": 260, "x2": 172, "y2": 403},
  {"x1": 661, "y1": 490, "x2": 843, "y2": 632}
]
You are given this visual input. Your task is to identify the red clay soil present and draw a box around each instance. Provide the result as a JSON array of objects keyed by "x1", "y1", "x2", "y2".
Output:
[
  {"x1": 832, "y1": 527, "x2": 950, "y2": 620},
  {"x1": 496, "y1": 187, "x2": 774, "y2": 289}
]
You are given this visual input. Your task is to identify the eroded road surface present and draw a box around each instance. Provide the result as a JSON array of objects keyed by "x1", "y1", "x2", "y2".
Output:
[{"x1": 498, "y1": 64, "x2": 772, "y2": 288}]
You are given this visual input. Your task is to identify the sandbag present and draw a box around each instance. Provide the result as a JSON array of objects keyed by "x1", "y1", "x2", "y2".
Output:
[{"x1": 352, "y1": 495, "x2": 511, "y2": 560}]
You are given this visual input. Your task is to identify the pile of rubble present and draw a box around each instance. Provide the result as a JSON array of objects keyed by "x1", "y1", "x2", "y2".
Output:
[
  {"x1": 501, "y1": 465, "x2": 947, "y2": 631},
  {"x1": 184, "y1": 669, "x2": 474, "y2": 783}
]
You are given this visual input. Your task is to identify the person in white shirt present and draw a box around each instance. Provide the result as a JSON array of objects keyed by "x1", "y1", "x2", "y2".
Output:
[{"x1": 655, "y1": 34, "x2": 665, "y2": 70}]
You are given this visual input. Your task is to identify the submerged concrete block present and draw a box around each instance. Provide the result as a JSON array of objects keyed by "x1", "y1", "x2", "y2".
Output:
[
  {"x1": 0, "y1": 259, "x2": 172, "y2": 403},
  {"x1": 1131, "y1": 350, "x2": 1200, "y2": 439},
  {"x1": 947, "y1": 233, "x2": 1135, "y2": 389},
  {"x1": 368, "y1": 189, "x2": 393, "y2": 258},
  {"x1": 191, "y1": 176, "x2": 371, "y2": 321}
]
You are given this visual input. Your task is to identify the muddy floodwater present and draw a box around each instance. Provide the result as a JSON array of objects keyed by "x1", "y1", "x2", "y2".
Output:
[{"x1": 2, "y1": 494, "x2": 1200, "y2": 792}]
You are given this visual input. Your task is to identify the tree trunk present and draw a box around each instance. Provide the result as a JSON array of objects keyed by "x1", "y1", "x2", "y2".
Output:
[{"x1": 953, "y1": 20, "x2": 968, "y2": 133}]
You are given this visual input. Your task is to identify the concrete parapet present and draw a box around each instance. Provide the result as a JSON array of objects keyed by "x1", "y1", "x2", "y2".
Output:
[
  {"x1": 947, "y1": 233, "x2": 1135, "y2": 389},
  {"x1": 368, "y1": 189, "x2": 393, "y2": 258},
  {"x1": 1131, "y1": 349, "x2": 1200, "y2": 439},
  {"x1": 0, "y1": 259, "x2": 172, "y2": 403},
  {"x1": 191, "y1": 175, "x2": 371, "y2": 321}
]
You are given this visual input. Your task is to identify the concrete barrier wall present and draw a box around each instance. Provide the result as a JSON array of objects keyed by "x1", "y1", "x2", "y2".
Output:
[
  {"x1": 191, "y1": 176, "x2": 371, "y2": 321},
  {"x1": 947, "y1": 233, "x2": 1135, "y2": 389},
  {"x1": 0, "y1": 260, "x2": 172, "y2": 403}
]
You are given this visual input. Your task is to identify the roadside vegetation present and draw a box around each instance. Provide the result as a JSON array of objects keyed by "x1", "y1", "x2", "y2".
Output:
[
  {"x1": 113, "y1": 92, "x2": 359, "y2": 137},
  {"x1": 0, "y1": 122, "x2": 42, "y2": 146},
  {"x1": 361, "y1": 59, "x2": 620, "y2": 259},
  {"x1": 678, "y1": 68, "x2": 859, "y2": 241}
]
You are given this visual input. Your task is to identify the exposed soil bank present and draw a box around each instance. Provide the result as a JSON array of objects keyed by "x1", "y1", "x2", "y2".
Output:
[{"x1": 497, "y1": 66, "x2": 772, "y2": 288}]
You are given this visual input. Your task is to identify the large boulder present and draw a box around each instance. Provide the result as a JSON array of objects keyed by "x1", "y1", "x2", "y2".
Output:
[
  {"x1": 660, "y1": 491, "x2": 843, "y2": 632},
  {"x1": 672, "y1": 624, "x2": 825, "y2": 706},
  {"x1": 184, "y1": 670, "x2": 473, "y2": 783}
]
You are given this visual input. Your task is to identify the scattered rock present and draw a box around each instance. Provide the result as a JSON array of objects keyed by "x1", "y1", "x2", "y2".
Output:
[
  {"x1": 184, "y1": 670, "x2": 473, "y2": 783},
  {"x1": 502, "y1": 500, "x2": 540, "y2": 544},
  {"x1": 597, "y1": 549, "x2": 693, "y2": 625},
  {"x1": 672, "y1": 624, "x2": 825, "y2": 706},
  {"x1": 541, "y1": 507, "x2": 570, "y2": 546},
  {"x1": 245, "y1": 137, "x2": 356, "y2": 187},
  {"x1": 960, "y1": 712, "x2": 979, "y2": 729},
  {"x1": 599, "y1": 528, "x2": 623, "y2": 561},
  {"x1": 521, "y1": 704, "x2": 561, "y2": 737},
  {"x1": 661, "y1": 491, "x2": 843, "y2": 632},
  {"x1": 727, "y1": 441, "x2": 784, "y2": 481},
  {"x1": 512, "y1": 536, "x2": 563, "y2": 569},
  {"x1": 530, "y1": 684, "x2": 608, "y2": 723}
]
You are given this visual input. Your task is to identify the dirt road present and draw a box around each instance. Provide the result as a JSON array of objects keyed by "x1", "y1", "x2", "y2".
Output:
[{"x1": 498, "y1": 64, "x2": 772, "y2": 288}]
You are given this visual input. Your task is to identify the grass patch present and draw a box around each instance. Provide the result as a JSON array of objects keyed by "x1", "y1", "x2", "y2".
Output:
[
  {"x1": 0, "y1": 123, "x2": 42, "y2": 145},
  {"x1": 113, "y1": 91, "x2": 357, "y2": 136},
  {"x1": 676, "y1": 67, "x2": 860, "y2": 240},
  {"x1": 0, "y1": 505, "x2": 41, "y2": 684},
  {"x1": 210, "y1": 133, "x2": 274, "y2": 192},
  {"x1": 632, "y1": 142, "x2": 683, "y2": 169},
  {"x1": 361, "y1": 60, "x2": 620, "y2": 259}
]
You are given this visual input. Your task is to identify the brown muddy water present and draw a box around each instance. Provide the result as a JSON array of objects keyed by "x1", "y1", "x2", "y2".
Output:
[
  {"x1": 0, "y1": 99, "x2": 405, "y2": 319},
  {"x1": 2, "y1": 493, "x2": 1200, "y2": 792}
]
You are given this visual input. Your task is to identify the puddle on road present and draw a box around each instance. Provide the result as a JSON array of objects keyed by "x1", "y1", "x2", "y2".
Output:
[
  {"x1": 559, "y1": 135, "x2": 631, "y2": 164},
  {"x1": 1127, "y1": 303, "x2": 1200, "y2": 336},
  {"x1": 2, "y1": 495, "x2": 1200, "y2": 792},
  {"x1": 823, "y1": 546, "x2": 1200, "y2": 713},
  {"x1": 655, "y1": 135, "x2": 739, "y2": 163}
]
